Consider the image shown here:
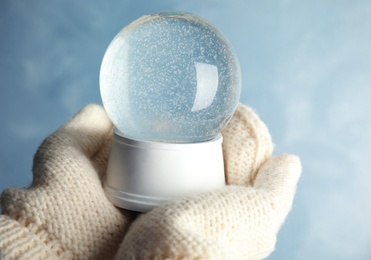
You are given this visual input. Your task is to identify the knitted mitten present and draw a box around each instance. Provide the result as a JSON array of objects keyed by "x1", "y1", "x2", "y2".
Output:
[
  {"x1": 0, "y1": 105, "x2": 138, "y2": 259},
  {"x1": 0, "y1": 104, "x2": 301, "y2": 259},
  {"x1": 115, "y1": 104, "x2": 301, "y2": 259}
]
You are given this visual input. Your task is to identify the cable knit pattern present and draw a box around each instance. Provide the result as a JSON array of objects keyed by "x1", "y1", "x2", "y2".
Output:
[{"x1": 0, "y1": 103, "x2": 301, "y2": 259}]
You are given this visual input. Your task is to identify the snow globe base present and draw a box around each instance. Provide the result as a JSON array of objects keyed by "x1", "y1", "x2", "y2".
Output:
[{"x1": 104, "y1": 128, "x2": 226, "y2": 212}]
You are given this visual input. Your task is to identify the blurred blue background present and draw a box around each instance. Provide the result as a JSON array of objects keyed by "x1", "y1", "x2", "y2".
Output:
[{"x1": 1, "y1": 0, "x2": 370, "y2": 259}]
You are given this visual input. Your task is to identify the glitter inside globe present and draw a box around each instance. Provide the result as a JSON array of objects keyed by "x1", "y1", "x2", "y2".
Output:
[{"x1": 100, "y1": 11, "x2": 241, "y2": 142}]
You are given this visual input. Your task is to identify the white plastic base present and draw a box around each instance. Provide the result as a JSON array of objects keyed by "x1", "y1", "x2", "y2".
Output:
[{"x1": 104, "y1": 129, "x2": 225, "y2": 212}]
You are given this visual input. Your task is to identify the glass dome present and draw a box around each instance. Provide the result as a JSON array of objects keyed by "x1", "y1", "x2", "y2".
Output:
[{"x1": 100, "y1": 11, "x2": 241, "y2": 142}]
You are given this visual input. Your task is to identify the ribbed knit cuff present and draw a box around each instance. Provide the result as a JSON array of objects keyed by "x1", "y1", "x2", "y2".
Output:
[{"x1": 0, "y1": 215, "x2": 57, "y2": 259}]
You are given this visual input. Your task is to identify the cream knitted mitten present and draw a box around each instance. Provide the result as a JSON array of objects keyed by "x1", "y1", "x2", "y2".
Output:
[
  {"x1": 0, "y1": 105, "x2": 138, "y2": 259},
  {"x1": 0, "y1": 103, "x2": 301, "y2": 259},
  {"x1": 115, "y1": 105, "x2": 301, "y2": 259}
]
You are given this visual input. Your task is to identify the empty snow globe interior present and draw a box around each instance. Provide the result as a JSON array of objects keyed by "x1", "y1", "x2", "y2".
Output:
[{"x1": 100, "y1": 11, "x2": 241, "y2": 142}]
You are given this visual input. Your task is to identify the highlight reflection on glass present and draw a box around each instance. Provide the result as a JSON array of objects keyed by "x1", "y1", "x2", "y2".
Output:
[
  {"x1": 100, "y1": 11, "x2": 241, "y2": 142},
  {"x1": 191, "y1": 62, "x2": 219, "y2": 112}
]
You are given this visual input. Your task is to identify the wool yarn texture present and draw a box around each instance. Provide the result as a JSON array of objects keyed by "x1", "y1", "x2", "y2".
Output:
[{"x1": 0, "y1": 103, "x2": 301, "y2": 259}]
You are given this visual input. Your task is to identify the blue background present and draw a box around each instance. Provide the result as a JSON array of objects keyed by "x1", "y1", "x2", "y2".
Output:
[{"x1": 1, "y1": 1, "x2": 370, "y2": 259}]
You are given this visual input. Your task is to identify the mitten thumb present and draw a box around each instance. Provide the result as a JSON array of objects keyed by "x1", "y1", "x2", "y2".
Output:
[{"x1": 254, "y1": 154, "x2": 302, "y2": 226}]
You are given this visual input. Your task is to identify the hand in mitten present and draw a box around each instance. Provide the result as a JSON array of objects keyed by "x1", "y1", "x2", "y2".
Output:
[
  {"x1": 116, "y1": 105, "x2": 301, "y2": 259},
  {"x1": 0, "y1": 103, "x2": 301, "y2": 260},
  {"x1": 0, "y1": 105, "x2": 138, "y2": 259}
]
